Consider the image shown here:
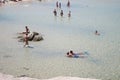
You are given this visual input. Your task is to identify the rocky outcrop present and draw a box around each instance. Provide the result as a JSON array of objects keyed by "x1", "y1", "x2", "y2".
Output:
[{"x1": 17, "y1": 32, "x2": 43, "y2": 42}]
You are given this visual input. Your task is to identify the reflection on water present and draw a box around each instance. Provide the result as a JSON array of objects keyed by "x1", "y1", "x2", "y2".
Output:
[{"x1": 0, "y1": 0, "x2": 120, "y2": 80}]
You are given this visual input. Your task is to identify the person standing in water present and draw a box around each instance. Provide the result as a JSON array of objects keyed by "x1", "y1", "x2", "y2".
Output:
[
  {"x1": 60, "y1": 10, "x2": 64, "y2": 17},
  {"x1": 56, "y1": 1, "x2": 58, "y2": 8},
  {"x1": 68, "y1": 11, "x2": 71, "y2": 17},
  {"x1": 24, "y1": 26, "x2": 30, "y2": 47},
  {"x1": 67, "y1": 0, "x2": 70, "y2": 7},
  {"x1": 24, "y1": 33, "x2": 29, "y2": 47},
  {"x1": 53, "y1": 9, "x2": 57, "y2": 16},
  {"x1": 59, "y1": 2, "x2": 61, "y2": 8}
]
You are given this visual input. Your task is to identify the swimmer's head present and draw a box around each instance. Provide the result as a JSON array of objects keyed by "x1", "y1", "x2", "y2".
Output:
[
  {"x1": 70, "y1": 50, "x2": 73, "y2": 53},
  {"x1": 67, "y1": 52, "x2": 69, "y2": 55}
]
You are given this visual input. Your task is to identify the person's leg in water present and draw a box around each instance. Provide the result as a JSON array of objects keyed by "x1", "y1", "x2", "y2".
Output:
[{"x1": 24, "y1": 34, "x2": 29, "y2": 47}]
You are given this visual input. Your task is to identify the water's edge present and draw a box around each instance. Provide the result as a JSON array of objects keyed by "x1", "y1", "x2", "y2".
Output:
[{"x1": 0, "y1": 73, "x2": 100, "y2": 80}]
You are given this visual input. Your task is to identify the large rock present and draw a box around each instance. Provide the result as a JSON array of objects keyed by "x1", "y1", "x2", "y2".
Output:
[
  {"x1": 32, "y1": 35, "x2": 43, "y2": 41},
  {"x1": 17, "y1": 32, "x2": 43, "y2": 42}
]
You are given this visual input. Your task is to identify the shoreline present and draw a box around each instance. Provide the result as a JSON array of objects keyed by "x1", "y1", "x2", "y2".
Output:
[
  {"x1": 0, "y1": 0, "x2": 36, "y2": 5},
  {"x1": 0, "y1": 73, "x2": 101, "y2": 80}
]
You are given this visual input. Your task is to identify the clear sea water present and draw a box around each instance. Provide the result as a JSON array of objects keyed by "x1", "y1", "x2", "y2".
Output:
[{"x1": 0, "y1": 0, "x2": 120, "y2": 80}]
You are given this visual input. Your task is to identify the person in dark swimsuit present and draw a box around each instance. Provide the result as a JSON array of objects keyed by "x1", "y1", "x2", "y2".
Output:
[
  {"x1": 53, "y1": 9, "x2": 57, "y2": 16},
  {"x1": 25, "y1": 26, "x2": 30, "y2": 34},
  {"x1": 67, "y1": 0, "x2": 70, "y2": 7}
]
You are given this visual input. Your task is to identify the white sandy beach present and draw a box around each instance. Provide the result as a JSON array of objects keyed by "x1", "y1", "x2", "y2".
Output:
[{"x1": 0, "y1": 73, "x2": 100, "y2": 80}]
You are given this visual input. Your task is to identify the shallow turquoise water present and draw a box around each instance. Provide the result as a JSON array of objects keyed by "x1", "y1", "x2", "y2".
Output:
[{"x1": 0, "y1": 0, "x2": 120, "y2": 80}]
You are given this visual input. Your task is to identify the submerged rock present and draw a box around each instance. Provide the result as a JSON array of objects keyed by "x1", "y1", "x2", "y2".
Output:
[
  {"x1": 3, "y1": 55, "x2": 12, "y2": 58},
  {"x1": 32, "y1": 35, "x2": 43, "y2": 41},
  {"x1": 23, "y1": 67, "x2": 29, "y2": 70},
  {"x1": 17, "y1": 74, "x2": 27, "y2": 77}
]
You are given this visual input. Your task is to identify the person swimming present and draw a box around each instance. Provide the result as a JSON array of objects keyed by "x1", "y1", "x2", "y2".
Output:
[
  {"x1": 66, "y1": 52, "x2": 73, "y2": 57},
  {"x1": 66, "y1": 50, "x2": 84, "y2": 58},
  {"x1": 95, "y1": 30, "x2": 100, "y2": 35}
]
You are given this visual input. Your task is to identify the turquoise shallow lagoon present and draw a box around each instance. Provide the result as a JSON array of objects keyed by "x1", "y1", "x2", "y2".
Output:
[{"x1": 0, "y1": 0, "x2": 120, "y2": 80}]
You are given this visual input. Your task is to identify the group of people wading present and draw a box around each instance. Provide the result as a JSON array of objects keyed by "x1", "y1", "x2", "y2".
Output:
[{"x1": 53, "y1": 0, "x2": 71, "y2": 18}]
